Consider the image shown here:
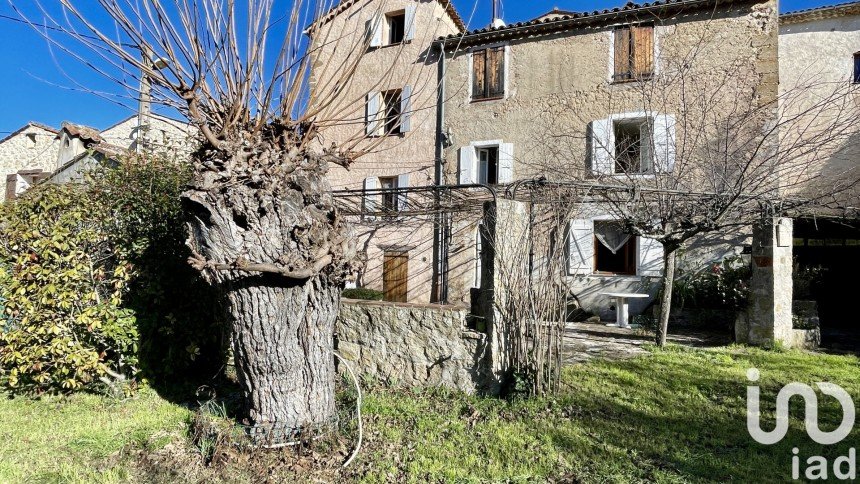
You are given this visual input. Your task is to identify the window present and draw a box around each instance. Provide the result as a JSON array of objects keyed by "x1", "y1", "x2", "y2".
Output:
[
  {"x1": 26, "y1": 133, "x2": 37, "y2": 148},
  {"x1": 853, "y1": 52, "x2": 860, "y2": 83},
  {"x1": 613, "y1": 118, "x2": 652, "y2": 173},
  {"x1": 593, "y1": 221, "x2": 637, "y2": 275},
  {"x1": 379, "y1": 176, "x2": 397, "y2": 212},
  {"x1": 477, "y1": 146, "x2": 499, "y2": 184},
  {"x1": 472, "y1": 46, "x2": 506, "y2": 101},
  {"x1": 387, "y1": 12, "x2": 405, "y2": 44},
  {"x1": 382, "y1": 90, "x2": 403, "y2": 135},
  {"x1": 613, "y1": 25, "x2": 654, "y2": 82}
]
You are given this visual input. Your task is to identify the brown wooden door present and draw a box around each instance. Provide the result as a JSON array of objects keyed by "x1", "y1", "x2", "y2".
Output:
[{"x1": 383, "y1": 251, "x2": 408, "y2": 303}]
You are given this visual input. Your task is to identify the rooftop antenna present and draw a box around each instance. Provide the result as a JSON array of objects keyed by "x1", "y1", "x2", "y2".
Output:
[{"x1": 491, "y1": 0, "x2": 505, "y2": 28}]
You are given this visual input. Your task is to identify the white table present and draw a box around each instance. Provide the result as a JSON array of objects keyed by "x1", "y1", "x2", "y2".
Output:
[{"x1": 599, "y1": 292, "x2": 650, "y2": 328}]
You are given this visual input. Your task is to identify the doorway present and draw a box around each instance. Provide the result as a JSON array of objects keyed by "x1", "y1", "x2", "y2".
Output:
[{"x1": 383, "y1": 250, "x2": 409, "y2": 303}]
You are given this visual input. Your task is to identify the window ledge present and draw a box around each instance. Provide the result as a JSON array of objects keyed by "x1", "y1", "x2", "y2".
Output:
[
  {"x1": 586, "y1": 274, "x2": 643, "y2": 281},
  {"x1": 367, "y1": 40, "x2": 412, "y2": 52},
  {"x1": 610, "y1": 75, "x2": 653, "y2": 85},
  {"x1": 470, "y1": 96, "x2": 505, "y2": 104}
]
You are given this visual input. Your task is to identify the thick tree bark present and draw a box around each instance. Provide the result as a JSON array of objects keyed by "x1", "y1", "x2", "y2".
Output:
[
  {"x1": 228, "y1": 276, "x2": 340, "y2": 438},
  {"x1": 181, "y1": 128, "x2": 355, "y2": 441},
  {"x1": 656, "y1": 247, "x2": 677, "y2": 348}
]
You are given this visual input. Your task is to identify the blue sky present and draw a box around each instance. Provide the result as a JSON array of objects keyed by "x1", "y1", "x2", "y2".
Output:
[{"x1": 0, "y1": 0, "x2": 836, "y2": 135}]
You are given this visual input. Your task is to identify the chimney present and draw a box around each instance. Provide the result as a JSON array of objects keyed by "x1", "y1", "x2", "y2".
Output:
[{"x1": 491, "y1": 0, "x2": 505, "y2": 28}]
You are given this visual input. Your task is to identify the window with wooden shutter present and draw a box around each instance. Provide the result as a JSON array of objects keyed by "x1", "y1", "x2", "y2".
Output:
[
  {"x1": 613, "y1": 25, "x2": 653, "y2": 82},
  {"x1": 471, "y1": 46, "x2": 506, "y2": 100}
]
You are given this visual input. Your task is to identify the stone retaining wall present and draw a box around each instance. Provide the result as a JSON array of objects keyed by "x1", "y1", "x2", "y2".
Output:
[{"x1": 335, "y1": 299, "x2": 490, "y2": 393}]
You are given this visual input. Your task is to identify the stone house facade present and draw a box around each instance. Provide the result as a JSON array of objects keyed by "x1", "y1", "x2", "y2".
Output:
[
  {"x1": 438, "y1": 0, "x2": 780, "y2": 316},
  {"x1": 314, "y1": 0, "x2": 790, "y2": 321},
  {"x1": 309, "y1": 0, "x2": 465, "y2": 303},
  {"x1": 2, "y1": 113, "x2": 193, "y2": 199}
]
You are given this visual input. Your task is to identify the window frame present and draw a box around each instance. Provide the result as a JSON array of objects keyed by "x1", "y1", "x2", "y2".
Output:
[
  {"x1": 853, "y1": 52, "x2": 860, "y2": 84},
  {"x1": 378, "y1": 176, "x2": 398, "y2": 213},
  {"x1": 592, "y1": 220, "x2": 638, "y2": 276},
  {"x1": 381, "y1": 88, "x2": 403, "y2": 136},
  {"x1": 386, "y1": 11, "x2": 406, "y2": 45},
  {"x1": 476, "y1": 146, "x2": 499, "y2": 184},
  {"x1": 469, "y1": 43, "x2": 508, "y2": 102},
  {"x1": 611, "y1": 24, "x2": 655, "y2": 83},
  {"x1": 612, "y1": 117, "x2": 652, "y2": 174}
]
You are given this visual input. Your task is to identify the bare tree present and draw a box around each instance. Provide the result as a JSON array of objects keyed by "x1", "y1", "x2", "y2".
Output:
[{"x1": 9, "y1": 0, "x2": 466, "y2": 440}]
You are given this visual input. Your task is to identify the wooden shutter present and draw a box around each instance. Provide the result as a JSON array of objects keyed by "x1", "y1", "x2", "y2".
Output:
[
  {"x1": 653, "y1": 114, "x2": 676, "y2": 173},
  {"x1": 400, "y1": 85, "x2": 412, "y2": 132},
  {"x1": 637, "y1": 236, "x2": 664, "y2": 276},
  {"x1": 472, "y1": 50, "x2": 486, "y2": 99},
  {"x1": 363, "y1": 176, "x2": 379, "y2": 220},
  {"x1": 397, "y1": 173, "x2": 410, "y2": 211},
  {"x1": 365, "y1": 92, "x2": 380, "y2": 136},
  {"x1": 590, "y1": 118, "x2": 614, "y2": 175},
  {"x1": 5, "y1": 174, "x2": 17, "y2": 201},
  {"x1": 458, "y1": 146, "x2": 476, "y2": 184},
  {"x1": 498, "y1": 143, "x2": 514, "y2": 183},
  {"x1": 487, "y1": 47, "x2": 505, "y2": 98},
  {"x1": 383, "y1": 251, "x2": 409, "y2": 302},
  {"x1": 367, "y1": 14, "x2": 383, "y2": 48},
  {"x1": 404, "y1": 4, "x2": 417, "y2": 42},
  {"x1": 568, "y1": 219, "x2": 595, "y2": 275},
  {"x1": 632, "y1": 26, "x2": 654, "y2": 78},
  {"x1": 614, "y1": 28, "x2": 631, "y2": 80}
]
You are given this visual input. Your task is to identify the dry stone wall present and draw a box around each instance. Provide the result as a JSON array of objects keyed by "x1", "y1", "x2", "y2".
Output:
[{"x1": 336, "y1": 299, "x2": 490, "y2": 393}]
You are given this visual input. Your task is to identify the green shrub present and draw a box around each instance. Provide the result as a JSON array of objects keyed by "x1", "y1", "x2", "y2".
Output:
[
  {"x1": 342, "y1": 287, "x2": 384, "y2": 301},
  {"x1": 0, "y1": 184, "x2": 137, "y2": 392},
  {"x1": 673, "y1": 255, "x2": 750, "y2": 310},
  {"x1": 0, "y1": 154, "x2": 226, "y2": 394}
]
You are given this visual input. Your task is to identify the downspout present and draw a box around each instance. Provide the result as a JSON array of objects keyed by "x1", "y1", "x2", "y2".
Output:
[{"x1": 432, "y1": 41, "x2": 447, "y2": 303}]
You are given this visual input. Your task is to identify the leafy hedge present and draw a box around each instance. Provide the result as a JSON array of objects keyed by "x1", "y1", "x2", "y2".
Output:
[
  {"x1": 342, "y1": 287, "x2": 384, "y2": 301},
  {"x1": 0, "y1": 155, "x2": 225, "y2": 394}
]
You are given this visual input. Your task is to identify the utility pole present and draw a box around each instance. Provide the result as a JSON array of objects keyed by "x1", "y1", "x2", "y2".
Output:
[
  {"x1": 137, "y1": 47, "x2": 168, "y2": 153},
  {"x1": 492, "y1": 0, "x2": 497, "y2": 22}
]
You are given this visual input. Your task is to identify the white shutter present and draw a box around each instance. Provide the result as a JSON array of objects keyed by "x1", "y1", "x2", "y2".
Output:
[
  {"x1": 567, "y1": 219, "x2": 594, "y2": 275},
  {"x1": 367, "y1": 14, "x2": 383, "y2": 48},
  {"x1": 498, "y1": 143, "x2": 514, "y2": 183},
  {"x1": 653, "y1": 114, "x2": 676, "y2": 173},
  {"x1": 404, "y1": 4, "x2": 417, "y2": 42},
  {"x1": 637, "y1": 236, "x2": 664, "y2": 276},
  {"x1": 458, "y1": 146, "x2": 476, "y2": 184},
  {"x1": 591, "y1": 118, "x2": 613, "y2": 175},
  {"x1": 474, "y1": 224, "x2": 483, "y2": 288},
  {"x1": 400, "y1": 85, "x2": 412, "y2": 133},
  {"x1": 365, "y1": 92, "x2": 380, "y2": 136},
  {"x1": 397, "y1": 173, "x2": 410, "y2": 211},
  {"x1": 363, "y1": 176, "x2": 379, "y2": 220},
  {"x1": 640, "y1": 119, "x2": 653, "y2": 173}
]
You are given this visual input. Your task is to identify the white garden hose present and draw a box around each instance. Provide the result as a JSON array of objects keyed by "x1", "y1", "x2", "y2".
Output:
[{"x1": 332, "y1": 351, "x2": 363, "y2": 468}]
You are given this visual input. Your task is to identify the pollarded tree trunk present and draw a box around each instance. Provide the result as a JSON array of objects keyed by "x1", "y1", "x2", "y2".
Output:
[
  {"x1": 181, "y1": 123, "x2": 355, "y2": 441},
  {"x1": 227, "y1": 276, "x2": 340, "y2": 438}
]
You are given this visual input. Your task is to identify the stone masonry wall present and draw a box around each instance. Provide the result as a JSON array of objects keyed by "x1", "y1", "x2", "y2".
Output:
[{"x1": 335, "y1": 299, "x2": 489, "y2": 393}]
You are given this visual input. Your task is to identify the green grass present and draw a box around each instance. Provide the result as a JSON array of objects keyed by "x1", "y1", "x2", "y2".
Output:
[
  {"x1": 1, "y1": 346, "x2": 858, "y2": 482},
  {"x1": 0, "y1": 388, "x2": 190, "y2": 483}
]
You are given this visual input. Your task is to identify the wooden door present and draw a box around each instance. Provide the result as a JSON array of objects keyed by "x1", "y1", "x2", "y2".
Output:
[{"x1": 383, "y1": 251, "x2": 408, "y2": 302}]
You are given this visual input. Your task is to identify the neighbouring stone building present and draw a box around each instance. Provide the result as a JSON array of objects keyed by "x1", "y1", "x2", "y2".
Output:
[{"x1": 2, "y1": 113, "x2": 193, "y2": 200}]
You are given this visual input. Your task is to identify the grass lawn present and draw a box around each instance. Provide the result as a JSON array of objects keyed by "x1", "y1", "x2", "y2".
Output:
[{"x1": 1, "y1": 345, "x2": 858, "y2": 482}]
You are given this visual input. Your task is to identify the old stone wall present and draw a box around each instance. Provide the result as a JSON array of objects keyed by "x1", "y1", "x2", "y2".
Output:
[
  {"x1": 335, "y1": 298, "x2": 490, "y2": 393},
  {"x1": 0, "y1": 125, "x2": 59, "y2": 178}
]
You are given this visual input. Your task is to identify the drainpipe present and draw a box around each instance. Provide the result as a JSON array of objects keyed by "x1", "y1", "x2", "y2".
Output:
[{"x1": 432, "y1": 42, "x2": 448, "y2": 303}]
